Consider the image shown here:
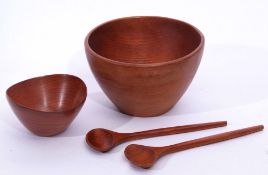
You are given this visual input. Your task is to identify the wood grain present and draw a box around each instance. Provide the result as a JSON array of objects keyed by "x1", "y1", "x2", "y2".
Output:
[
  {"x1": 86, "y1": 121, "x2": 227, "y2": 152},
  {"x1": 85, "y1": 16, "x2": 205, "y2": 117},
  {"x1": 6, "y1": 74, "x2": 87, "y2": 136},
  {"x1": 125, "y1": 125, "x2": 264, "y2": 168}
]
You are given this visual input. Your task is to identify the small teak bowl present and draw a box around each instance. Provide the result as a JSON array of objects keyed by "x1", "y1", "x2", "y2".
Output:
[
  {"x1": 85, "y1": 16, "x2": 205, "y2": 117},
  {"x1": 6, "y1": 74, "x2": 87, "y2": 136}
]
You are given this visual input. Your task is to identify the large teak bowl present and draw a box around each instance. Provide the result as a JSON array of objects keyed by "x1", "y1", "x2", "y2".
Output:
[
  {"x1": 6, "y1": 74, "x2": 87, "y2": 136},
  {"x1": 85, "y1": 16, "x2": 204, "y2": 117}
]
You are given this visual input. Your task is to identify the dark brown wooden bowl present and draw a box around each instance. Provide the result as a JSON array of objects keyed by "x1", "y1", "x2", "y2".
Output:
[
  {"x1": 6, "y1": 74, "x2": 87, "y2": 136},
  {"x1": 85, "y1": 16, "x2": 204, "y2": 117}
]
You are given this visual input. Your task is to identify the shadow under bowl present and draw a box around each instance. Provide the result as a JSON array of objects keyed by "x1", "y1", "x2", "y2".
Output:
[
  {"x1": 85, "y1": 16, "x2": 204, "y2": 117},
  {"x1": 6, "y1": 74, "x2": 87, "y2": 136}
]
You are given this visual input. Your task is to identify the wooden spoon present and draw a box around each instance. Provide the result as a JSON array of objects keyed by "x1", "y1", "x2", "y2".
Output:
[
  {"x1": 124, "y1": 125, "x2": 264, "y2": 169},
  {"x1": 86, "y1": 121, "x2": 227, "y2": 152}
]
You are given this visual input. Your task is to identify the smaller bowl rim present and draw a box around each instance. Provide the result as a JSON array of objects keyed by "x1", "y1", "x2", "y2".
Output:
[
  {"x1": 85, "y1": 16, "x2": 205, "y2": 67},
  {"x1": 6, "y1": 74, "x2": 87, "y2": 113}
]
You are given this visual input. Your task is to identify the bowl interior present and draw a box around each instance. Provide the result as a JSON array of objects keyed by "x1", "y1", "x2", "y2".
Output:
[
  {"x1": 88, "y1": 17, "x2": 202, "y2": 64},
  {"x1": 6, "y1": 74, "x2": 87, "y2": 112}
]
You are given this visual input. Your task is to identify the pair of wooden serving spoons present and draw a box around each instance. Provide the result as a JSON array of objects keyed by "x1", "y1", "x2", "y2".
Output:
[{"x1": 85, "y1": 121, "x2": 263, "y2": 168}]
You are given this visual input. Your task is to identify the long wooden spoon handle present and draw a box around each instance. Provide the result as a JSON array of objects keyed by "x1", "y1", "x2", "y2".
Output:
[
  {"x1": 123, "y1": 121, "x2": 227, "y2": 141},
  {"x1": 161, "y1": 125, "x2": 264, "y2": 155}
]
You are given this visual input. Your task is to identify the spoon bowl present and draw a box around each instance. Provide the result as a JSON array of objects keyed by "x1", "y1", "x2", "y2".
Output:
[
  {"x1": 86, "y1": 129, "x2": 120, "y2": 152},
  {"x1": 125, "y1": 144, "x2": 159, "y2": 169},
  {"x1": 6, "y1": 74, "x2": 87, "y2": 136}
]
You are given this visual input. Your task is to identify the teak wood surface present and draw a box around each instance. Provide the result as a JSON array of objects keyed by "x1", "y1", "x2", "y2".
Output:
[
  {"x1": 86, "y1": 121, "x2": 227, "y2": 152},
  {"x1": 6, "y1": 74, "x2": 87, "y2": 136},
  {"x1": 125, "y1": 125, "x2": 264, "y2": 168},
  {"x1": 85, "y1": 16, "x2": 205, "y2": 117}
]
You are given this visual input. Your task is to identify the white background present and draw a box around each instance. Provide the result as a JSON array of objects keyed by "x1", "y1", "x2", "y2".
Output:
[{"x1": 1, "y1": 0, "x2": 268, "y2": 174}]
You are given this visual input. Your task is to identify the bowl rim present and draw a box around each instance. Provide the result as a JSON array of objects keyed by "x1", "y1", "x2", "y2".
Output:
[
  {"x1": 6, "y1": 74, "x2": 87, "y2": 113},
  {"x1": 84, "y1": 16, "x2": 205, "y2": 67}
]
